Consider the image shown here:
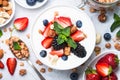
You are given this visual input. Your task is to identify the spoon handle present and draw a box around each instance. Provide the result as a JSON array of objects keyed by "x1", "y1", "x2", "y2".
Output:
[{"x1": 27, "y1": 59, "x2": 46, "y2": 80}]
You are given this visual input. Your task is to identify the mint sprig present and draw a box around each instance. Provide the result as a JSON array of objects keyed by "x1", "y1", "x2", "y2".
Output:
[
  {"x1": 13, "y1": 42, "x2": 21, "y2": 50},
  {"x1": 0, "y1": 30, "x2": 3, "y2": 37},
  {"x1": 53, "y1": 22, "x2": 77, "y2": 49}
]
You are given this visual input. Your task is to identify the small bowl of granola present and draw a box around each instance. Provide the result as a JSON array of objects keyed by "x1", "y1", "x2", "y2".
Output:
[
  {"x1": 0, "y1": 0, "x2": 15, "y2": 27},
  {"x1": 88, "y1": 0, "x2": 120, "y2": 9}
]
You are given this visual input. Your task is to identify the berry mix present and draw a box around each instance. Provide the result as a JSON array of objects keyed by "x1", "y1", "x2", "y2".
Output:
[{"x1": 39, "y1": 12, "x2": 87, "y2": 61}]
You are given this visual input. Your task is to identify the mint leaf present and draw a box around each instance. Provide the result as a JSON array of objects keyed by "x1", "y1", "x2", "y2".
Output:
[
  {"x1": 110, "y1": 21, "x2": 120, "y2": 32},
  {"x1": 13, "y1": 42, "x2": 21, "y2": 50},
  {"x1": 114, "y1": 13, "x2": 120, "y2": 21},
  {"x1": 57, "y1": 34, "x2": 67, "y2": 44},
  {"x1": 116, "y1": 30, "x2": 120, "y2": 38},
  {"x1": 61, "y1": 27, "x2": 70, "y2": 37},
  {"x1": 67, "y1": 37, "x2": 77, "y2": 49},
  {"x1": 0, "y1": 30, "x2": 3, "y2": 37},
  {"x1": 54, "y1": 22, "x2": 63, "y2": 34}
]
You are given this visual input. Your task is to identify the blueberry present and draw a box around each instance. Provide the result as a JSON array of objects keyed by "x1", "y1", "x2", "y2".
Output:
[
  {"x1": 76, "y1": 20, "x2": 82, "y2": 28},
  {"x1": 40, "y1": 50, "x2": 47, "y2": 57},
  {"x1": 104, "y1": 33, "x2": 111, "y2": 41},
  {"x1": 43, "y1": 19, "x2": 49, "y2": 26},
  {"x1": 70, "y1": 72, "x2": 79, "y2": 80},
  {"x1": 61, "y1": 55, "x2": 68, "y2": 61},
  {"x1": 26, "y1": 0, "x2": 37, "y2": 6},
  {"x1": 37, "y1": 0, "x2": 44, "y2": 2}
]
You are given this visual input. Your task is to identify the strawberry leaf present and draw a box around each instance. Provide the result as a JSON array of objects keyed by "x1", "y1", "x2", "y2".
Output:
[
  {"x1": 0, "y1": 30, "x2": 3, "y2": 37},
  {"x1": 13, "y1": 42, "x2": 21, "y2": 50}
]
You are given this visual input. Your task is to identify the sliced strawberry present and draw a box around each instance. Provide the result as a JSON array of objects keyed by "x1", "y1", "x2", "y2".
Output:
[
  {"x1": 41, "y1": 37, "x2": 53, "y2": 49},
  {"x1": 85, "y1": 67, "x2": 101, "y2": 80},
  {"x1": 50, "y1": 49, "x2": 64, "y2": 57},
  {"x1": 96, "y1": 62, "x2": 112, "y2": 77},
  {"x1": 102, "y1": 72, "x2": 118, "y2": 80},
  {"x1": 42, "y1": 22, "x2": 53, "y2": 37},
  {"x1": 0, "y1": 61, "x2": 4, "y2": 69},
  {"x1": 71, "y1": 30, "x2": 86, "y2": 42},
  {"x1": 54, "y1": 16, "x2": 72, "y2": 28},
  {"x1": 6, "y1": 58, "x2": 17, "y2": 75},
  {"x1": 14, "y1": 17, "x2": 29, "y2": 31}
]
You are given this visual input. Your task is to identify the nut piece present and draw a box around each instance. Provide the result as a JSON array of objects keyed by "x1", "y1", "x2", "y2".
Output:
[
  {"x1": 94, "y1": 46, "x2": 101, "y2": 55},
  {"x1": 47, "y1": 29, "x2": 56, "y2": 37},
  {"x1": 40, "y1": 68, "x2": 46, "y2": 73},
  {"x1": 70, "y1": 26, "x2": 77, "y2": 34},
  {"x1": 19, "y1": 69, "x2": 27, "y2": 76},
  {"x1": 48, "y1": 67, "x2": 53, "y2": 72},
  {"x1": 114, "y1": 43, "x2": 120, "y2": 51},
  {"x1": 19, "y1": 62, "x2": 24, "y2": 66},
  {"x1": 0, "y1": 73, "x2": 2, "y2": 79},
  {"x1": 98, "y1": 14, "x2": 107, "y2": 22},
  {"x1": 105, "y1": 42, "x2": 111, "y2": 49},
  {"x1": 0, "y1": 49, "x2": 4, "y2": 59},
  {"x1": 71, "y1": 68, "x2": 78, "y2": 72},
  {"x1": 64, "y1": 47, "x2": 71, "y2": 56},
  {"x1": 36, "y1": 60, "x2": 43, "y2": 65},
  {"x1": 2, "y1": 0, "x2": 9, "y2": 7},
  {"x1": 96, "y1": 33, "x2": 102, "y2": 44},
  {"x1": 90, "y1": 7, "x2": 97, "y2": 13}
]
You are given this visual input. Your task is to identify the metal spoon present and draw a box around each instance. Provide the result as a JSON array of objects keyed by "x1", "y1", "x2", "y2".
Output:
[{"x1": 8, "y1": 36, "x2": 46, "y2": 80}]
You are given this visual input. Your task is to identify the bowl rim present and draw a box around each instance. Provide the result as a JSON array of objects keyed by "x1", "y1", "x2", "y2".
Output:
[
  {"x1": 0, "y1": 0, "x2": 15, "y2": 27},
  {"x1": 93, "y1": 0, "x2": 119, "y2": 5}
]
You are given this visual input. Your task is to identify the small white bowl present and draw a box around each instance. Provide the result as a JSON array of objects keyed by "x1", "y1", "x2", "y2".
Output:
[
  {"x1": 82, "y1": 50, "x2": 120, "y2": 80},
  {"x1": 0, "y1": 0, "x2": 15, "y2": 27}
]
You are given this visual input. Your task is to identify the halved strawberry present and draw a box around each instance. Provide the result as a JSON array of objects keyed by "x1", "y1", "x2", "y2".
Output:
[
  {"x1": 71, "y1": 30, "x2": 86, "y2": 42},
  {"x1": 14, "y1": 17, "x2": 29, "y2": 31},
  {"x1": 102, "y1": 72, "x2": 118, "y2": 80},
  {"x1": 41, "y1": 37, "x2": 53, "y2": 49},
  {"x1": 0, "y1": 61, "x2": 4, "y2": 69},
  {"x1": 6, "y1": 58, "x2": 17, "y2": 75},
  {"x1": 50, "y1": 49, "x2": 64, "y2": 57},
  {"x1": 54, "y1": 16, "x2": 72, "y2": 28},
  {"x1": 96, "y1": 62, "x2": 112, "y2": 77},
  {"x1": 85, "y1": 67, "x2": 101, "y2": 80},
  {"x1": 42, "y1": 22, "x2": 53, "y2": 37}
]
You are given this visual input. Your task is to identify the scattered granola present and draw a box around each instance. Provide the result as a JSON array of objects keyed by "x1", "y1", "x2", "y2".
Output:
[
  {"x1": 40, "y1": 68, "x2": 46, "y2": 73},
  {"x1": 0, "y1": 73, "x2": 2, "y2": 79},
  {"x1": 0, "y1": 49, "x2": 4, "y2": 59},
  {"x1": 71, "y1": 68, "x2": 78, "y2": 72},
  {"x1": 19, "y1": 62, "x2": 24, "y2": 66},
  {"x1": 114, "y1": 42, "x2": 120, "y2": 51},
  {"x1": 36, "y1": 59, "x2": 43, "y2": 65},
  {"x1": 26, "y1": 34, "x2": 30, "y2": 39},
  {"x1": 19, "y1": 69, "x2": 27, "y2": 76},
  {"x1": 3, "y1": 28, "x2": 7, "y2": 32},
  {"x1": 94, "y1": 46, "x2": 101, "y2": 55},
  {"x1": 90, "y1": 7, "x2": 97, "y2": 13}
]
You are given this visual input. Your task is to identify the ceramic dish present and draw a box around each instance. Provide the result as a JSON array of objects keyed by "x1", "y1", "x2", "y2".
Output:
[
  {"x1": 0, "y1": 0, "x2": 15, "y2": 27},
  {"x1": 15, "y1": 0, "x2": 48, "y2": 9},
  {"x1": 83, "y1": 50, "x2": 120, "y2": 80},
  {"x1": 31, "y1": 5, "x2": 96, "y2": 70}
]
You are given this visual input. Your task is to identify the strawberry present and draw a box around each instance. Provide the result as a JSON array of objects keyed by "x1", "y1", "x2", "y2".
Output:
[
  {"x1": 54, "y1": 16, "x2": 72, "y2": 28},
  {"x1": 6, "y1": 58, "x2": 17, "y2": 75},
  {"x1": 71, "y1": 30, "x2": 86, "y2": 42},
  {"x1": 102, "y1": 72, "x2": 118, "y2": 80},
  {"x1": 101, "y1": 53, "x2": 119, "y2": 69},
  {"x1": 14, "y1": 17, "x2": 29, "y2": 31},
  {"x1": 96, "y1": 62, "x2": 112, "y2": 77},
  {"x1": 85, "y1": 67, "x2": 101, "y2": 80},
  {"x1": 0, "y1": 61, "x2": 4, "y2": 69},
  {"x1": 42, "y1": 22, "x2": 53, "y2": 37},
  {"x1": 50, "y1": 49, "x2": 64, "y2": 57},
  {"x1": 41, "y1": 37, "x2": 53, "y2": 49}
]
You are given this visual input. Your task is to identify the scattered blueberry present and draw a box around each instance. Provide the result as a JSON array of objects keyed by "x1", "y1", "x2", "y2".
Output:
[
  {"x1": 104, "y1": 33, "x2": 111, "y2": 41},
  {"x1": 70, "y1": 72, "x2": 79, "y2": 80},
  {"x1": 37, "y1": 0, "x2": 44, "y2": 2},
  {"x1": 76, "y1": 20, "x2": 82, "y2": 28},
  {"x1": 43, "y1": 19, "x2": 49, "y2": 26},
  {"x1": 40, "y1": 50, "x2": 47, "y2": 57},
  {"x1": 26, "y1": 0, "x2": 37, "y2": 6},
  {"x1": 61, "y1": 55, "x2": 68, "y2": 61}
]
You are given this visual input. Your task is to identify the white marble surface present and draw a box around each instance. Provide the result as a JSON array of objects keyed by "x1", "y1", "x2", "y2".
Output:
[{"x1": 0, "y1": 0, "x2": 120, "y2": 80}]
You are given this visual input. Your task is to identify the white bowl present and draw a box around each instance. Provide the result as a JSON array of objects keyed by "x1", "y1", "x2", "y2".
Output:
[
  {"x1": 83, "y1": 50, "x2": 120, "y2": 80},
  {"x1": 0, "y1": 0, "x2": 15, "y2": 27}
]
